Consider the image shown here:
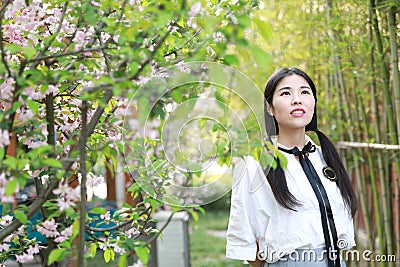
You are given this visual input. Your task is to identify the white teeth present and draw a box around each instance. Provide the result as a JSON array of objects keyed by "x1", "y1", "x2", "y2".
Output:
[{"x1": 291, "y1": 110, "x2": 304, "y2": 114}]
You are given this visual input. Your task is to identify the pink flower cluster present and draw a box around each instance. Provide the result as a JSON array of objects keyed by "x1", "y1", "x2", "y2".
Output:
[
  {"x1": 0, "y1": 130, "x2": 10, "y2": 149},
  {"x1": 36, "y1": 218, "x2": 73, "y2": 243},
  {"x1": 36, "y1": 218, "x2": 59, "y2": 238},
  {"x1": 98, "y1": 238, "x2": 126, "y2": 254},
  {"x1": 4, "y1": 0, "x2": 47, "y2": 47},
  {"x1": 0, "y1": 78, "x2": 14, "y2": 101},
  {"x1": 3, "y1": 0, "x2": 75, "y2": 51},
  {"x1": 14, "y1": 244, "x2": 40, "y2": 263},
  {"x1": 53, "y1": 181, "x2": 81, "y2": 211}
]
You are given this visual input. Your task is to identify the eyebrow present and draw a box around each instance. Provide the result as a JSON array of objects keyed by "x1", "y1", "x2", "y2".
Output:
[{"x1": 277, "y1": 85, "x2": 311, "y2": 91}]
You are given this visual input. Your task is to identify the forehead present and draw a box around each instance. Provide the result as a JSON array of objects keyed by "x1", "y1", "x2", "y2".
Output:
[{"x1": 276, "y1": 74, "x2": 310, "y2": 89}]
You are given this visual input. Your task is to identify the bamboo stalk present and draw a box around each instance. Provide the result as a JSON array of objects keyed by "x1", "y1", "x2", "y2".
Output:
[
  {"x1": 336, "y1": 141, "x2": 400, "y2": 150},
  {"x1": 387, "y1": 4, "x2": 400, "y2": 187},
  {"x1": 369, "y1": 2, "x2": 395, "y2": 264}
]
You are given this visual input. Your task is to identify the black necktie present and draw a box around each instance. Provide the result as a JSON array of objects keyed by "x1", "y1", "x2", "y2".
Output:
[{"x1": 279, "y1": 142, "x2": 340, "y2": 267}]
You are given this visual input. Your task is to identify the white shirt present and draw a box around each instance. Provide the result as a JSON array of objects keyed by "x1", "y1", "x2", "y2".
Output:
[{"x1": 226, "y1": 139, "x2": 355, "y2": 263}]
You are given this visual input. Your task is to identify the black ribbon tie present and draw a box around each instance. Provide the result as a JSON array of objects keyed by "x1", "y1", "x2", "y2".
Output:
[{"x1": 279, "y1": 141, "x2": 341, "y2": 267}]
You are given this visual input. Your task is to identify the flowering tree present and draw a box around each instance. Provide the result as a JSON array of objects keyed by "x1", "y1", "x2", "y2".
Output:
[{"x1": 0, "y1": 0, "x2": 269, "y2": 266}]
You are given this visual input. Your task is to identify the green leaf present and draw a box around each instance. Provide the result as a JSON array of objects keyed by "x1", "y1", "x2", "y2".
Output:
[
  {"x1": 42, "y1": 158, "x2": 63, "y2": 168},
  {"x1": 104, "y1": 248, "x2": 115, "y2": 263},
  {"x1": 259, "y1": 153, "x2": 274, "y2": 169},
  {"x1": 90, "y1": 243, "x2": 97, "y2": 259},
  {"x1": 48, "y1": 248, "x2": 66, "y2": 265},
  {"x1": 118, "y1": 253, "x2": 127, "y2": 267},
  {"x1": 189, "y1": 210, "x2": 199, "y2": 222},
  {"x1": 134, "y1": 246, "x2": 150, "y2": 266},
  {"x1": 212, "y1": 123, "x2": 219, "y2": 132},
  {"x1": 254, "y1": 18, "x2": 272, "y2": 42},
  {"x1": 223, "y1": 54, "x2": 240, "y2": 65},
  {"x1": 91, "y1": 207, "x2": 106, "y2": 214},
  {"x1": 276, "y1": 150, "x2": 288, "y2": 170},
  {"x1": 13, "y1": 210, "x2": 27, "y2": 224},
  {"x1": 72, "y1": 219, "x2": 80, "y2": 238},
  {"x1": 171, "y1": 89, "x2": 183, "y2": 103},
  {"x1": 21, "y1": 46, "x2": 37, "y2": 60},
  {"x1": 251, "y1": 46, "x2": 272, "y2": 69},
  {"x1": 5, "y1": 178, "x2": 18, "y2": 196},
  {"x1": 27, "y1": 99, "x2": 40, "y2": 116},
  {"x1": 137, "y1": 97, "x2": 150, "y2": 126}
]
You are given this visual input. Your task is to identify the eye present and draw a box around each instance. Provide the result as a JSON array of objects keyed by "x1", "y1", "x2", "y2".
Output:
[
  {"x1": 301, "y1": 90, "x2": 311, "y2": 95},
  {"x1": 280, "y1": 91, "x2": 290, "y2": 96}
]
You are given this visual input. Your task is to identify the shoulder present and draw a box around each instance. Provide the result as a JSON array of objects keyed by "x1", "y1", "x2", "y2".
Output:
[{"x1": 232, "y1": 156, "x2": 269, "y2": 193}]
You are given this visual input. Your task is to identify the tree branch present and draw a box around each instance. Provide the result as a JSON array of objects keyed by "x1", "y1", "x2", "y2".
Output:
[{"x1": 78, "y1": 100, "x2": 88, "y2": 267}]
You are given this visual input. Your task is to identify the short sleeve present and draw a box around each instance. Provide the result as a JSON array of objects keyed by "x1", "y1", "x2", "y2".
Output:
[{"x1": 225, "y1": 157, "x2": 258, "y2": 261}]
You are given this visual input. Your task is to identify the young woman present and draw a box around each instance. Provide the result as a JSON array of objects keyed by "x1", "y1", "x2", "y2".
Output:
[{"x1": 226, "y1": 67, "x2": 357, "y2": 267}]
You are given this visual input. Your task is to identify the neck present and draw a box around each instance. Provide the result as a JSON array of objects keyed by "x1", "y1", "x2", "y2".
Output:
[{"x1": 277, "y1": 128, "x2": 307, "y2": 149}]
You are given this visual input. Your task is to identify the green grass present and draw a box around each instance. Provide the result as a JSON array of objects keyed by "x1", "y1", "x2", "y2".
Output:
[{"x1": 189, "y1": 210, "x2": 246, "y2": 267}]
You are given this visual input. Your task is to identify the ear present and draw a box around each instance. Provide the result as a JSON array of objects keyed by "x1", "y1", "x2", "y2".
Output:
[{"x1": 266, "y1": 103, "x2": 274, "y2": 116}]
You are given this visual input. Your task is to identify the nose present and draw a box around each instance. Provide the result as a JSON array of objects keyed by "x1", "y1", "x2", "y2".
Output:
[{"x1": 291, "y1": 92, "x2": 302, "y2": 105}]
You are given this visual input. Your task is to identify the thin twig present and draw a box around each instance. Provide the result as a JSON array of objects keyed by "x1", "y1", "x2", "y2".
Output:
[
  {"x1": 144, "y1": 211, "x2": 174, "y2": 246},
  {"x1": 26, "y1": 45, "x2": 110, "y2": 64},
  {"x1": 164, "y1": 28, "x2": 201, "y2": 57}
]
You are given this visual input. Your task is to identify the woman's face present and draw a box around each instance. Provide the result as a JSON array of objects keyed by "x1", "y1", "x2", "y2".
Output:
[{"x1": 267, "y1": 74, "x2": 315, "y2": 132}]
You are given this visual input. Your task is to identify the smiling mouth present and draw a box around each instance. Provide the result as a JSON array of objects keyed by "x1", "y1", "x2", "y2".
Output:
[{"x1": 290, "y1": 109, "x2": 305, "y2": 115}]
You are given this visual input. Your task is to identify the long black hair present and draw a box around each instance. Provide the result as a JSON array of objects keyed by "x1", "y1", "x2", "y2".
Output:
[{"x1": 263, "y1": 67, "x2": 357, "y2": 217}]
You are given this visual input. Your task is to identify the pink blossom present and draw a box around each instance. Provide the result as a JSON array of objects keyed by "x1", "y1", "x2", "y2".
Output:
[
  {"x1": 15, "y1": 252, "x2": 34, "y2": 263},
  {"x1": 100, "y1": 210, "x2": 111, "y2": 221},
  {"x1": 23, "y1": 138, "x2": 47, "y2": 149},
  {"x1": 126, "y1": 227, "x2": 140, "y2": 239},
  {"x1": 4, "y1": 0, "x2": 26, "y2": 19},
  {"x1": 0, "y1": 129, "x2": 10, "y2": 148},
  {"x1": 53, "y1": 181, "x2": 80, "y2": 211},
  {"x1": 0, "y1": 215, "x2": 13, "y2": 226},
  {"x1": 0, "y1": 243, "x2": 11, "y2": 252},
  {"x1": 112, "y1": 243, "x2": 126, "y2": 254},
  {"x1": 36, "y1": 218, "x2": 59, "y2": 238},
  {"x1": 27, "y1": 244, "x2": 40, "y2": 255},
  {"x1": 24, "y1": 86, "x2": 45, "y2": 100},
  {"x1": 189, "y1": 2, "x2": 201, "y2": 17},
  {"x1": 54, "y1": 235, "x2": 69, "y2": 243},
  {"x1": 53, "y1": 181, "x2": 80, "y2": 201},
  {"x1": 58, "y1": 198, "x2": 76, "y2": 211},
  {"x1": 0, "y1": 77, "x2": 14, "y2": 100},
  {"x1": 54, "y1": 225, "x2": 73, "y2": 243},
  {"x1": 128, "y1": 260, "x2": 144, "y2": 267},
  {"x1": 18, "y1": 108, "x2": 35, "y2": 122},
  {"x1": 0, "y1": 173, "x2": 16, "y2": 202},
  {"x1": 99, "y1": 241, "x2": 109, "y2": 251},
  {"x1": 87, "y1": 173, "x2": 105, "y2": 187},
  {"x1": 46, "y1": 84, "x2": 60, "y2": 95}
]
